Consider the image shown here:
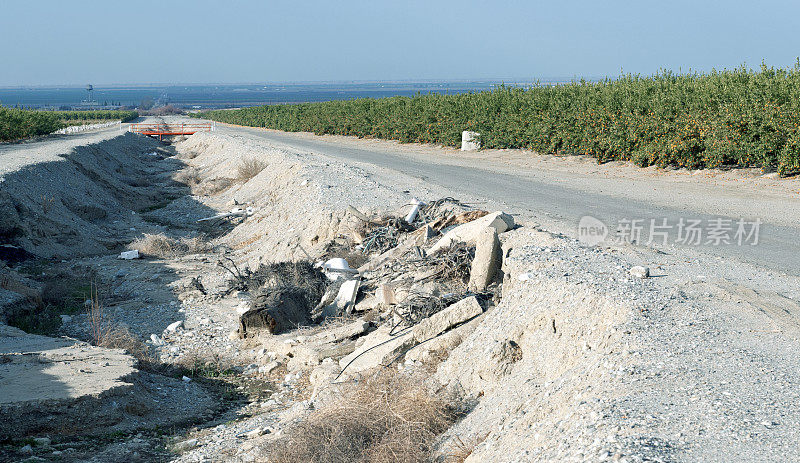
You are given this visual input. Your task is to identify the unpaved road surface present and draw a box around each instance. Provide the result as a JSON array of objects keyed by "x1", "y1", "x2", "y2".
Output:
[{"x1": 220, "y1": 123, "x2": 800, "y2": 276}]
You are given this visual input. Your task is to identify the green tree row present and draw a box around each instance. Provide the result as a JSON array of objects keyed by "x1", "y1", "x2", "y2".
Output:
[
  {"x1": 51, "y1": 110, "x2": 138, "y2": 122},
  {"x1": 0, "y1": 106, "x2": 64, "y2": 141},
  {"x1": 197, "y1": 64, "x2": 800, "y2": 175},
  {"x1": 0, "y1": 108, "x2": 140, "y2": 141}
]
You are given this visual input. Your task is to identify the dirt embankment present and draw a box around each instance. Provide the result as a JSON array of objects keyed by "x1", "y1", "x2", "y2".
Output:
[
  {"x1": 0, "y1": 132, "x2": 184, "y2": 259},
  {"x1": 0, "y1": 131, "x2": 221, "y2": 460},
  {"x1": 3, "y1": 126, "x2": 800, "y2": 462}
]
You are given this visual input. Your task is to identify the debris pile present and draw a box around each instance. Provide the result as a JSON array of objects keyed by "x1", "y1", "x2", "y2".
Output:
[
  {"x1": 222, "y1": 260, "x2": 329, "y2": 337},
  {"x1": 234, "y1": 198, "x2": 516, "y2": 386}
]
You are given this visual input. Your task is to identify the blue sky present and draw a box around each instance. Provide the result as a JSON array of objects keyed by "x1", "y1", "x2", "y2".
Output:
[{"x1": 1, "y1": 0, "x2": 798, "y2": 86}]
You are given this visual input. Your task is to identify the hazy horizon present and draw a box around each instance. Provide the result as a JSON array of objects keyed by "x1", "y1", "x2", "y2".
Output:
[
  {"x1": 0, "y1": 78, "x2": 561, "y2": 89},
  {"x1": 2, "y1": 0, "x2": 799, "y2": 87}
]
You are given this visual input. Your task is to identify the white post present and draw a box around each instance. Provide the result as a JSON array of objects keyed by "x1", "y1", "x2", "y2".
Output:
[
  {"x1": 405, "y1": 198, "x2": 425, "y2": 223},
  {"x1": 461, "y1": 131, "x2": 481, "y2": 151}
]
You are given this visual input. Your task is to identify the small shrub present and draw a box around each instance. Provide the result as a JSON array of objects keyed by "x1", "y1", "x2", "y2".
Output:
[
  {"x1": 177, "y1": 348, "x2": 236, "y2": 378},
  {"x1": 85, "y1": 283, "x2": 105, "y2": 346},
  {"x1": 269, "y1": 369, "x2": 459, "y2": 463},
  {"x1": 236, "y1": 158, "x2": 267, "y2": 182},
  {"x1": 181, "y1": 236, "x2": 211, "y2": 254},
  {"x1": 3, "y1": 270, "x2": 95, "y2": 335},
  {"x1": 174, "y1": 167, "x2": 201, "y2": 186},
  {"x1": 99, "y1": 325, "x2": 152, "y2": 364},
  {"x1": 129, "y1": 233, "x2": 209, "y2": 258},
  {"x1": 196, "y1": 177, "x2": 233, "y2": 196}
]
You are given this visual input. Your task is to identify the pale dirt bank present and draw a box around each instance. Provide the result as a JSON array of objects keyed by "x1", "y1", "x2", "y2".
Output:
[{"x1": 1, "y1": 123, "x2": 799, "y2": 462}]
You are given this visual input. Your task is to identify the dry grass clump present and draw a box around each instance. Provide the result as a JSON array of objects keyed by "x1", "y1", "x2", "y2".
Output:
[
  {"x1": 236, "y1": 158, "x2": 267, "y2": 182},
  {"x1": 177, "y1": 348, "x2": 237, "y2": 378},
  {"x1": 175, "y1": 167, "x2": 233, "y2": 195},
  {"x1": 195, "y1": 177, "x2": 233, "y2": 196},
  {"x1": 443, "y1": 434, "x2": 488, "y2": 463},
  {"x1": 174, "y1": 167, "x2": 201, "y2": 186},
  {"x1": 83, "y1": 285, "x2": 155, "y2": 366},
  {"x1": 98, "y1": 325, "x2": 153, "y2": 364},
  {"x1": 270, "y1": 369, "x2": 459, "y2": 463},
  {"x1": 129, "y1": 233, "x2": 210, "y2": 258}
]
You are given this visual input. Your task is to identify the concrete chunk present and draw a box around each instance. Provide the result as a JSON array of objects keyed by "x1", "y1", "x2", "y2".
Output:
[
  {"x1": 334, "y1": 279, "x2": 360, "y2": 311},
  {"x1": 338, "y1": 325, "x2": 415, "y2": 373},
  {"x1": 377, "y1": 283, "x2": 397, "y2": 306},
  {"x1": 412, "y1": 296, "x2": 483, "y2": 343},
  {"x1": 118, "y1": 249, "x2": 139, "y2": 260},
  {"x1": 405, "y1": 315, "x2": 482, "y2": 363},
  {"x1": 468, "y1": 227, "x2": 501, "y2": 291},
  {"x1": 311, "y1": 319, "x2": 370, "y2": 344},
  {"x1": 429, "y1": 211, "x2": 514, "y2": 254},
  {"x1": 165, "y1": 320, "x2": 183, "y2": 333},
  {"x1": 630, "y1": 266, "x2": 650, "y2": 279}
]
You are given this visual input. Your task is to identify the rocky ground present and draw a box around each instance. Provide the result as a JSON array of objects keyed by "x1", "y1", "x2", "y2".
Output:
[{"x1": 1, "y1": 120, "x2": 799, "y2": 462}]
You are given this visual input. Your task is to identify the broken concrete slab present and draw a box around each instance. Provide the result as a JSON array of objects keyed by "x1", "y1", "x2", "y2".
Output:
[
  {"x1": 338, "y1": 325, "x2": 415, "y2": 373},
  {"x1": 287, "y1": 339, "x2": 358, "y2": 371},
  {"x1": 310, "y1": 359, "x2": 341, "y2": 389},
  {"x1": 310, "y1": 319, "x2": 370, "y2": 344},
  {"x1": 0, "y1": 325, "x2": 138, "y2": 407},
  {"x1": 411, "y1": 296, "x2": 483, "y2": 343},
  {"x1": 376, "y1": 283, "x2": 397, "y2": 306},
  {"x1": 309, "y1": 359, "x2": 343, "y2": 402},
  {"x1": 334, "y1": 279, "x2": 360, "y2": 313},
  {"x1": 405, "y1": 315, "x2": 482, "y2": 363},
  {"x1": 354, "y1": 294, "x2": 381, "y2": 312},
  {"x1": 0, "y1": 324, "x2": 148, "y2": 439},
  {"x1": 468, "y1": 227, "x2": 501, "y2": 291},
  {"x1": 321, "y1": 258, "x2": 357, "y2": 280},
  {"x1": 429, "y1": 211, "x2": 514, "y2": 254}
]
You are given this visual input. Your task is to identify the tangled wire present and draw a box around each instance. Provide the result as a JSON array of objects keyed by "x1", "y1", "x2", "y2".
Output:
[
  {"x1": 381, "y1": 241, "x2": 476, "y2": 287},
  {"x1": 361, "y1": 217, "x2": 414, "y2": 255},
  {"x1": 410, "y1": 197, "x2": 468, "y2": 227}
]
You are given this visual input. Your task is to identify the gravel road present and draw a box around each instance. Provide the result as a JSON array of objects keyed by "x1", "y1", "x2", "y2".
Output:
[
  {"x1": 0, "y1": 123, "x2": 128, "y2": 177},
  {"x1": 217, "y1": 123, "x2": 800, "y2": 277}
]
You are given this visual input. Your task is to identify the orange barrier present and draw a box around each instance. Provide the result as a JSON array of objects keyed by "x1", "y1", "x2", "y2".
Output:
[{"x1": 129, "y1": 122, "x2": 213, "y2": 140}]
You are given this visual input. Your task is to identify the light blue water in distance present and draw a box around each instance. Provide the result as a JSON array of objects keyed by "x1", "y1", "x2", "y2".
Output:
[{"x1": 0, "y1": 81, "x2": 527, "y2": 110}]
